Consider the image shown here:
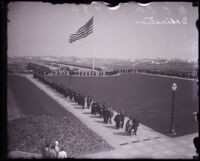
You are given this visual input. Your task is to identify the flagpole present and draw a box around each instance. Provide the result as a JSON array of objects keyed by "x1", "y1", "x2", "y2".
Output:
[
  {"x1": 92, "y1": 40, "x2": 94, "y2": 71},
  {"x1": 92, "y1": 14, "x2": 95, "y2": 71}
]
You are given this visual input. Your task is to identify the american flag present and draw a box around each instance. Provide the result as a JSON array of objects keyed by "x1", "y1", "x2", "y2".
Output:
[{"x1": 69, "y1": 17, "x2": 93, "y2": 43}]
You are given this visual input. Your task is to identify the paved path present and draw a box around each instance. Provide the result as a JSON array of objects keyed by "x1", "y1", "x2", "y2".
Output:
[{"x1": 25, "y1": 74, "x2": 197, "y2": 159}]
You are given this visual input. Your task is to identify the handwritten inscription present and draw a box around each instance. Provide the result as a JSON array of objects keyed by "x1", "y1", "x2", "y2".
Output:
[
  {"x1": 178, "y1": 6, "x2": 187, "y2": 15},
  {"x1": 135, "y1": 16, "x2": 187, "y2": 25},
  {"x1": 135, "y1": 5, "x2": 188, "y2": 16}
]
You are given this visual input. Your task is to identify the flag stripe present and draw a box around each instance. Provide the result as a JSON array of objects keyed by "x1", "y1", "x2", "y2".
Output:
[
  {"x1": 69, "y1": 17, "x2": 93, "y2": 43},
  {"x1": 70, "y1": 29, "x2": 93, "y2": 42},
  {"x1": 77, "y1": 18, "x2": 93, "y2": 33},
  {"x1": 69, "y1": 28, "x2": 93, "y2": 42},
  {"x1": 77, "y1": 24, "x2": 93, "y2": 35},
  {"x1": 70, "y1": 23, "x2": 92, "y2": 40},
  {"x1": 77, "y1": 17, "x2": 93, "y2": 31},
  {"x1": 70, "y1": 27, "x2": 92, "y2": 40},
  {"x1": 70, "y1": 26, "x2": 93, "y2": 39},
  {"x1": 69, "y1": 30, "x2": 93, "y2": 43}
]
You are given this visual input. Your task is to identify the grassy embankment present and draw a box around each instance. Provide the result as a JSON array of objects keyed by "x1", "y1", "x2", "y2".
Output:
[{"x1": 7, "y1": 74, "x2": 113, "y2": 157}]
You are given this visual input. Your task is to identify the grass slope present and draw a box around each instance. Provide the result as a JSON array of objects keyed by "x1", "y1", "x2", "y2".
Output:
[{"x1": 7, "y1": 74, "x2": 113, "y2": 157}]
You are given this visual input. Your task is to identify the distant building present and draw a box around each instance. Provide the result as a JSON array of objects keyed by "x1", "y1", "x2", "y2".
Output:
[{"x1": 54, "y1": 62, "x2": 104, "y2": 77}]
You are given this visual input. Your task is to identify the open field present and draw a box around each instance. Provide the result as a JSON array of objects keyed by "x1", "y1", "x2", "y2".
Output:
[
  {"x1": 134, "y1": 61, "x2": 197, "y2": 73},
  {"x1": 45, "y1": 74, "x2": 198, "y2": 137},
  {"x1": 7, "y1": 74, "x2": 113, "y2": 157}
]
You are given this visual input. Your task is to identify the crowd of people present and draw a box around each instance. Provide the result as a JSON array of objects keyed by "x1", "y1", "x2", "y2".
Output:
[
  {"x1": 41, "y1": 140, "x2": 67, "y2": 159},
  {"x1": 35, "y1": 73, "x2": 140, "y2": 158}
]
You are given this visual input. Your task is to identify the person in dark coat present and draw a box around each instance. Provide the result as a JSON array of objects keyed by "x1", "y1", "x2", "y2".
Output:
[
  {"x1": 96, "y1": 102, "x2": 101, "y2": 115},
  {"x1": 87, "y1": 97, "x2": 90, "y2": 108},
  {"x1": 104, "y1": 107, "x2": 109, "y2": 123},
  {"x1": 79, "y1": 94, "x2": 85, "y2": 109},
  {"x1": 69, "y1": 90, "x2": 73, "y2": 100},
  {"x1": 48, "y1": 144, "x2": 57, "y2": 158},
  {"x1": 65, "y1": 88, "x2": 69, "y2": 98},
  {"x1": 91, "y1": 101, "x2": 94, "y2": 114},
  {"x1": 108, "y1": 107, "x2": 114, "y2": 124},
  {"x1": 93, "y1": 102, "x2": 98, "y2": 115},
  {"x1": 103, "y1": 106, "x2": 107, "y2": 123},
  {"x1": 75, "y1": 92, "x2": 79, "y2": 104},
  {"x1": 91, "y1": 101, "x2": 96, "y2": 114},
  {"x1": 132, "y1": 116, "x2": 140, "y2": 135},
  {"x1": 102, "y1": 103, "x2": 107, "y2": 109},
  {"x1": 193, "y1": 111, "x2": 199, "y2": 158},
  {"x1": 41, "y1": 141, "x2": 50, "y2": 159},
  {"x1": 99, "y1": 104, "x2": 103, "y2": 118},
  {"x1": 120, "y1": 110, "x2": 125, "y2": 128},
  {"x1": 120, "y1": 113, "x2": 125, "y2": 128},
  {"x1": 107, "y1": 108, "x2": 110, "y2": 123},
  {"x1": 87, "y1": 96, "x2": 92, "y2": 109},
  {"x1": 114, "y1": 113, "x2": 121, "y2": 129},
  {"x1": 193, "y1": 137, "x2": 200, "y2": 156}
]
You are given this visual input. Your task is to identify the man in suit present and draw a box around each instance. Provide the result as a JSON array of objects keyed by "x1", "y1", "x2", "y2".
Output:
[
  {"x1": 132, "y1": 116, "x2": 140, "y2": 135},
  {"x1": 114, "y1": 113, "x2": 121, "y2": 129}
]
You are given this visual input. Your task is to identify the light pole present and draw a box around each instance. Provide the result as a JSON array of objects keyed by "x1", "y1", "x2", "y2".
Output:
[{"x1": 170, "y1": 83, "x2": 177, "y2": 135}]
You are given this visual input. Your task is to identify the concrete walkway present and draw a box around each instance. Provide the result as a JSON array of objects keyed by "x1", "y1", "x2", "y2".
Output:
[{"x1": 25, "y1": 74, "x2": 197, "y2": 159}]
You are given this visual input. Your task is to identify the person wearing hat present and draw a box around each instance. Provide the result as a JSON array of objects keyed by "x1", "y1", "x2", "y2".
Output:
[
  {"x1": 132, "y1": 116, "x2": 140, "y2": 135},
  {"x1": 114, "y1": 113, "x2": 121, "y2": 129},
  {"x1": 48, "y1": 144, "x2": 57, "y2": 158},
  {"x1": 108, "y1": 107, "x2": 114, "y2": 124},
  {"x1": 120, "y1": 108, "x2": 125, "y2": 128},
  {"x1": 54, "y1": 141, "x2": 60, "y2": 157},
  {"x1": 41, "y1": 141, "x2": 50, "y2": 159}
]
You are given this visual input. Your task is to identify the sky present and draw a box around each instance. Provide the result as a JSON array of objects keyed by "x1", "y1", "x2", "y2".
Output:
[{"x1": 7, "y1": 2, "x2": 198, "y2": 60}]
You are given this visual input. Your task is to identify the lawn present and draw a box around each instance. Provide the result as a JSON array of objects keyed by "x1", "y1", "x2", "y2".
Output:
[
  {"x1": 7, "y1": 74, "x2": 113, "y2": 157},
  {"x1": 45, "y1": 74, "x2": 198, "y2": 137}
]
